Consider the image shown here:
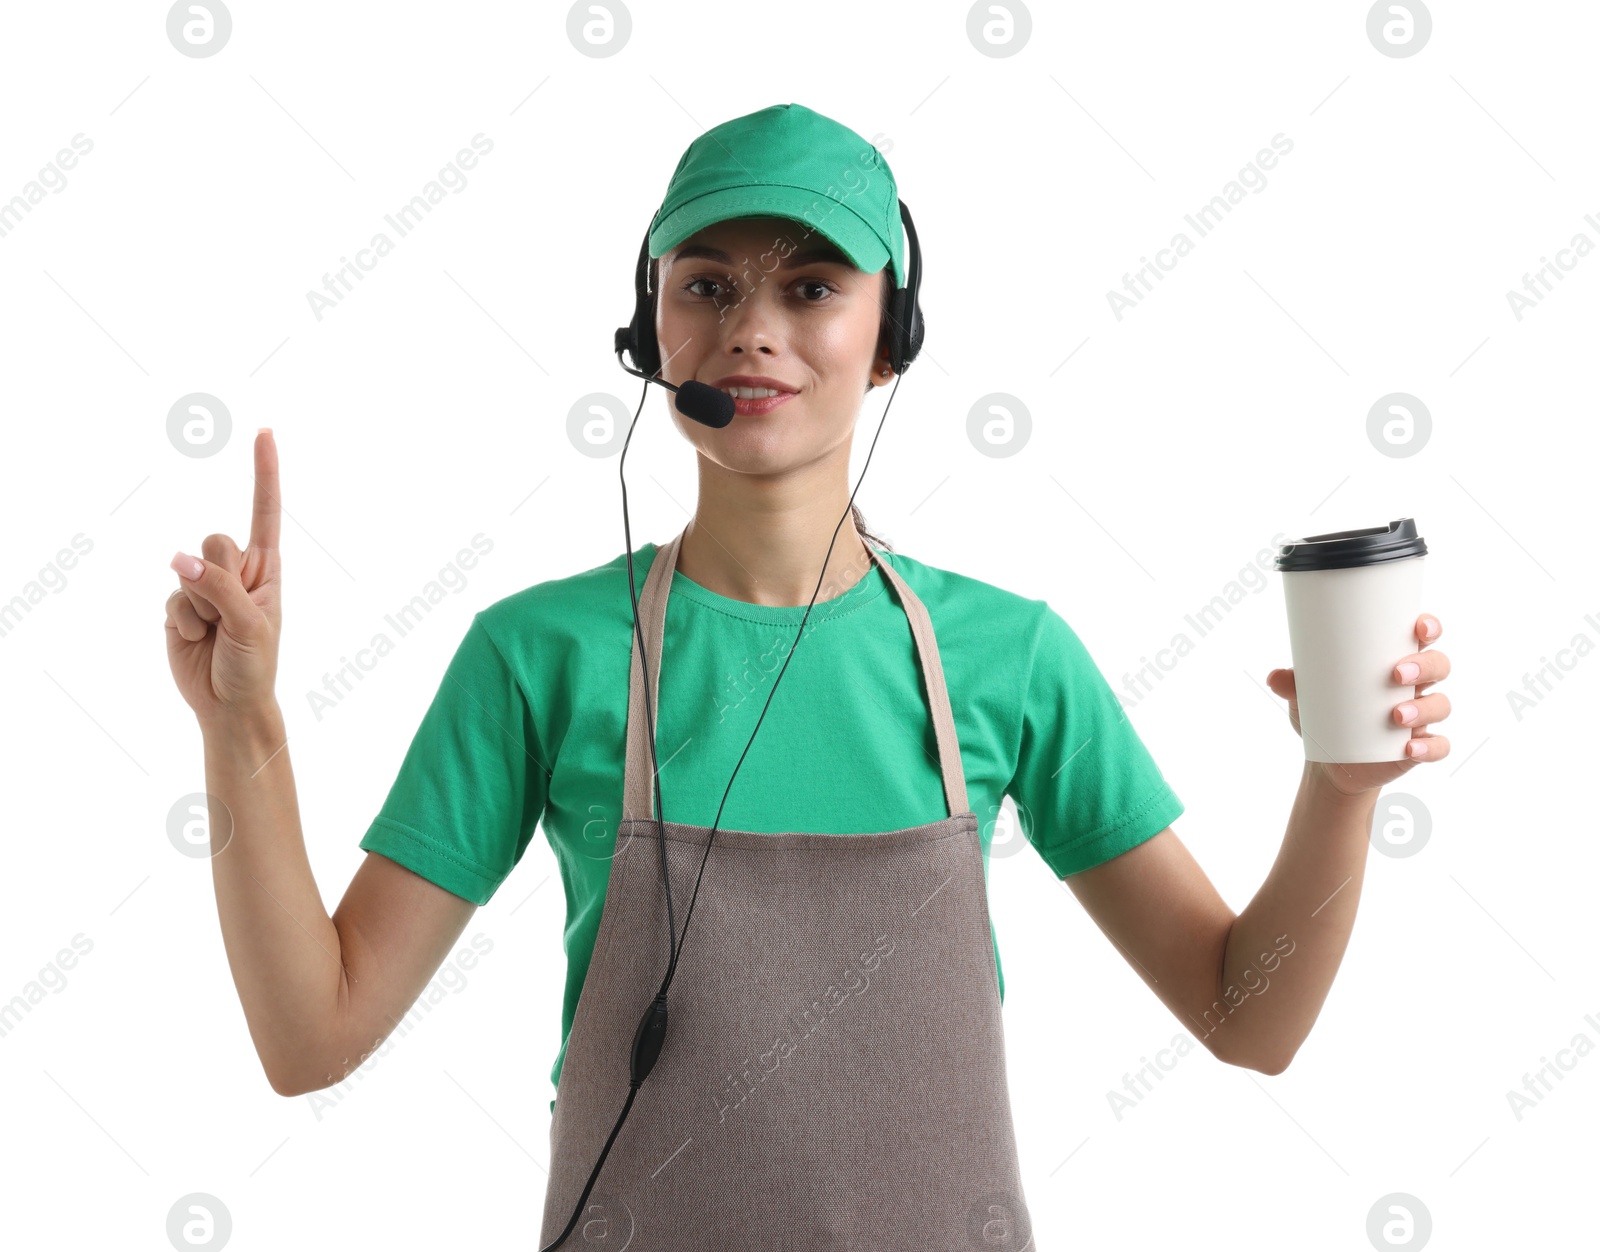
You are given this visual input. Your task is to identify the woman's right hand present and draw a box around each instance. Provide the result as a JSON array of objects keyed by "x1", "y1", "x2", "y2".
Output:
[{"x1": 165, "y1": 429, "x2": 284, "y2": 727}]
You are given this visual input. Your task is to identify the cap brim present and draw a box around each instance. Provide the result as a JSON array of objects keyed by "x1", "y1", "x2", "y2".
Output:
[{"x1": 649, "y1": 185, "x2": 895, "y2": 285}]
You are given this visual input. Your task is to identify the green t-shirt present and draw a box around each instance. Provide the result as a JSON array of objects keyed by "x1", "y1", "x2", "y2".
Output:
[{"x1": 360, "y1": 541, "x2": 1184, "y2": 1113}]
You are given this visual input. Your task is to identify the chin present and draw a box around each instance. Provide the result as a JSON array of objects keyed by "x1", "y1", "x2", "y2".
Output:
[{"x1": 699, "y1": 426, "x2": 830, "y2": 474}]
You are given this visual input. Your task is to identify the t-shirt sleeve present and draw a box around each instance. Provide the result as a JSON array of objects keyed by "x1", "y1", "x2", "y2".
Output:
[
  {"x1": 1007, "y1": 603, "x2": 1184, "y2": 878},
  {"x1": 358, "y1": 612, "x2": 549, "y2": 905}
]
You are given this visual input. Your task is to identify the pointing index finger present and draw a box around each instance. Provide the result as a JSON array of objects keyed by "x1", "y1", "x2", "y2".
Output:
[{"x1": 251, "y1": 427, "x2": 281, "y2": 552}]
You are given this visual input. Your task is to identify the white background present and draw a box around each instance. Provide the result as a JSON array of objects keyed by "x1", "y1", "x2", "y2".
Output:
[{"x1": 1, "y1": 1, "x2": 1593, "y2": 1248}]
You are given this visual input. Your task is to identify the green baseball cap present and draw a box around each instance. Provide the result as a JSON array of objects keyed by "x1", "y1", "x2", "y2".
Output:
[{"x1": 648, "y1": 102, "x2": 907, "y2": 291}]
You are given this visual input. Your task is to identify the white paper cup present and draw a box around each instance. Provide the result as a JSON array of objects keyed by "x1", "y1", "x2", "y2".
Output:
[{"x1": 1275, "y1": 519, "x2": 1428, "y2": 764}]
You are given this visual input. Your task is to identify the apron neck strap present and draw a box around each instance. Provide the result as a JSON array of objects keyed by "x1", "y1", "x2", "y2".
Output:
[{"x1": 623, "y1": 525, "x2": 971, "y2": 823}]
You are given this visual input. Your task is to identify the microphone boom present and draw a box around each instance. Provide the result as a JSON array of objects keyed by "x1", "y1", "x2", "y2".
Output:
[{"x1": 615, "y1": 352, "x2": 736, "y2": 428}]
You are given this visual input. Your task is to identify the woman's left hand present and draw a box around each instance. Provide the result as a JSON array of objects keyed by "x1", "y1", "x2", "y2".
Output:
[{"x1": 1265, "y1": 613, "x2": 1452, "y2": 798}]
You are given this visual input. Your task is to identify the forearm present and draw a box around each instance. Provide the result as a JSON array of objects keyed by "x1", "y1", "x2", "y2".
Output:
[
  {"x1": 1206, "y1": 761, "x2": 1379, "y2": 1073},
  {"x1": 201, "y1": 703, "x2": 345, "y2": 1093}
]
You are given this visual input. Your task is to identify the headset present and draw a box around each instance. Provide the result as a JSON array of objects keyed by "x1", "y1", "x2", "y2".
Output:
[
  {"x1": 615, "y1": 199, "x2": 924, "y2": 380},
  {"x1": 539, "y1": 200, "x2": 925, "y2": 1250}
]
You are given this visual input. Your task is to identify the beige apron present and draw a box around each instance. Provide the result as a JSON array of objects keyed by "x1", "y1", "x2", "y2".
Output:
[{"x1": 540, "y1": 526, "x2": 1032, "y2": 1250}]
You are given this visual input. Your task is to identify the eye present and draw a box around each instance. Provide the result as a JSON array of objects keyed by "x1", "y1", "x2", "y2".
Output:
[
  {"x1": 682, "y1": 277, "x2": 731, "y2": 299},
  {"x1": 679, "y1": 276, "x2": 838, "y2": 303}
]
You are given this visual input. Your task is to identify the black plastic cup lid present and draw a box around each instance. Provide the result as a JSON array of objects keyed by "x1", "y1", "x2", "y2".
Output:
[{"x1": 1275, "y1": 517, "x2": 1427, "y2": 572}]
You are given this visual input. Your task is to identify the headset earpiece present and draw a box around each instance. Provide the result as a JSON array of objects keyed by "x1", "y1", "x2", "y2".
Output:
[
  {"x1": 615, "y1": 229, "x2": 661, "y2": 378},
  {"x1": 887, "y1": 200, "x2": 924, "y2": 376}
]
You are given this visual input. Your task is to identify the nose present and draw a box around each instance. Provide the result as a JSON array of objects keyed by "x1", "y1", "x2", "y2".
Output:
[{"x1": 717, "y1": 279, "x2": 782, "y2": 356}]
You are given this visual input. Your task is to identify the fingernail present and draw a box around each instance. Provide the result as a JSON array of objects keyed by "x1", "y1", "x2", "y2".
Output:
[
  {"x1": 171, "y1": 551, "x2": 204, "y2": 580},
  {"x1": 1397, "y1": 662, "x2": 1420, "y2": 683},
  {"x1": 1397, "y1": 703, "x2": 1418, "y2": 724},
  {"x1": 1408, "y1": 740, "x2": 1428, "y2": 758},
  {"x1": 1422, "y1": 616, "x2": 1439, "y2": 638},
  {"x1": 259, "y1": 426, "x2": 272, "y2": 435}
]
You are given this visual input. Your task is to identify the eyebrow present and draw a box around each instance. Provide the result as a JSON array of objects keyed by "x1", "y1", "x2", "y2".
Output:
[{"x1": 671, "y1": 243, "x2": 853, "y2": 268}]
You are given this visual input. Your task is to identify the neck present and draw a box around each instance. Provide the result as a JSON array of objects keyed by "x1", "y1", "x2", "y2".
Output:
[{"x1": 676, "y1": 451, "x2": 875, "y2": 608}]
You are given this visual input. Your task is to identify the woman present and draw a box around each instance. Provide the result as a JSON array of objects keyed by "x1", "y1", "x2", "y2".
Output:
[{"x1": 164, "y1": 103, "x2": 1453, "y2": 1249}]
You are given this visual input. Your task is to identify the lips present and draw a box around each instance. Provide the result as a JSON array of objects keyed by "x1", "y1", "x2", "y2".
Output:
[
  {"x1": 703, "y1": 376, "x2": 799, "y2": 418},
  {"x1": 709, "y1": 376, "x2": 799, "y2": 396},
  {"x1": 724, "y1": 391, "x2": 795, "y2": 417}
]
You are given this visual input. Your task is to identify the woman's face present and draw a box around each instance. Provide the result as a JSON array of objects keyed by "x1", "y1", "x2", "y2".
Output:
[{"x1": 655, "y1": 214, "x2": 892, "y2": 475}]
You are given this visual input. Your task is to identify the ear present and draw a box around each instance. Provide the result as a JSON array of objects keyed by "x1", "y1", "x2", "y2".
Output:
[{"x1": 870, "y1": 330, "x2": 894, "y2": 387}]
